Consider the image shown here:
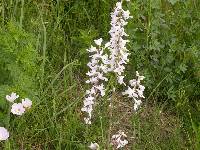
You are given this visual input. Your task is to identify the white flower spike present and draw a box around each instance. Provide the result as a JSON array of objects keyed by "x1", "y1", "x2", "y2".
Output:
[
  {"x1": 0, "y1": 127, "x2": 9, "y2": 141},
  {"x1": 107, "y1": 1, "x2": 133, "y2": 85},
  {"x1": 11, "y1": 103, "x2": 25, "y2": 116},
  {"x1": 6, "y1": 92, "x2": 19, "y2": 102},
  {"x1": 82, "y1": 38, "x2": 108, "y2": 124}
]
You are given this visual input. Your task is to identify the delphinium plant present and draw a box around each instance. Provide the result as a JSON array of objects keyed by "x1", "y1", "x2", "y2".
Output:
[{"x1": 81, "y1": 0, "x2": 145, "y2": 149}]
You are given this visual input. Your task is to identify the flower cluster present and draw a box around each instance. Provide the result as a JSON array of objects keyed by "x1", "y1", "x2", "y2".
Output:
[
  {"x1": 6, "y1": 92, "x2": 32, "y2": 116},
  {"x1": 111, "y1": 130, "x2": 128, "y2": 149},
  {"x1": 106, "y1": 1, "x2": 133, "y2": 85},
  {"x1": 0, "y1": 92, "x2": 33, "y2": 141},
  {"x1": 82, "y1": 0, "x2": 145, "y2": 128},
  {"x1": 81, "y1": 38, "x2": 109, "y2": 124},
  {"x1": 122, "y1": 71, "x2": 145, "y2": 110}
]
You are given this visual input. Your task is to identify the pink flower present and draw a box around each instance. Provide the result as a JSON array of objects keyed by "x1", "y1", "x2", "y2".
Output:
[
  {"x1": 22, "y1": 98, "x2": 32, "y2": 109},
  {"x1": 0, "y1": 127, "x2": 9, "y2": 141},
  {"x1": 11, "y1": 103, "x2": 25, "y2": 116}
]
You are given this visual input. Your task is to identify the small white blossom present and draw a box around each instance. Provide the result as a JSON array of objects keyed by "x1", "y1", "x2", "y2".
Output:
[
  {"x1": 22, "y1": 98, "x2": 32, "y2": 109},
  {"x1": 11, "y1": 103, "x2": 25, "y2": 116},
  {"x1": 0, "y1": 127, "x2": 9, "y2": 141},
  {"x1": 94, "y1": 38, "x2": 103, "y2": 46},
  {"x1": 88, "y1": 142, "x2": 99, "y2": 150},
  {"x1": 6, "y1": 92, "x2": 19, "y2": 102},
  {"x1": 134, "y1": 99, "x2": 142, "y2": 111},
  {"x1": 111, "y1": 130, "x2": 128, "y2": 149},
  {"x1": 123, "y1": 10, "x2": 133, "y2": 20},
  {"x1": 84, "y1": 117, "x2": 92, "y2": 125},
  {"x1": 117, "y1": 75, "x2": 125, "y2": 85},
  {"x1": 87, "y1": 46, "x2": 97, "y2": 52},
  {"x1": 122, "y1": 86, "x2": 138, "y2": 98},
  {"x1": 129, "y1": 79, "x2": 137, "y2": 86},
  {"x1": 123, "y1": 71, "x2": 145, "y2": 111},
  {"x1": 116, "y1": 2, "x2": 122, "y2": 10},
  {"x1": 95, "y1": 84, "x2": 105, "y2": 96}
]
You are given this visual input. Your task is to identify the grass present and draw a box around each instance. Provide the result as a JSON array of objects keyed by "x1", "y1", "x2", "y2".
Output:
[
  {"x1": 4, "y1": 92, "x2": 193, "y2": 149},
  {"x1": 132, "y1": 103, "x2": 190, "y2": 149},
  {"x1": 0, "y1": 0, "x2": 199, "y2": 149}
]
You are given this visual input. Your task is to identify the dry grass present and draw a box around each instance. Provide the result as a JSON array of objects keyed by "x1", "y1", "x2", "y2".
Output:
[{"x1": 110, "y1": 95, "x2": 189, "y2": 149}]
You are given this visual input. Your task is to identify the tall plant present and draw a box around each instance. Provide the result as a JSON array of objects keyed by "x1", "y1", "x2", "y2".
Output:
[{"x1": 81, "y1": 1, "x2": 145, "y2": 149}]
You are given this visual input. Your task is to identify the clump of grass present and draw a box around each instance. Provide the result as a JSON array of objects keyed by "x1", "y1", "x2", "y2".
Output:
[{"x1": 132, "y1": 102, "x2": 191, "y2": 149}]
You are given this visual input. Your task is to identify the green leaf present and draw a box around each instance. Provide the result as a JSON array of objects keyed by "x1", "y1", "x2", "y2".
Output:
[{"x1": 168, "y1": 0, "x2": 179, "y2": 5}]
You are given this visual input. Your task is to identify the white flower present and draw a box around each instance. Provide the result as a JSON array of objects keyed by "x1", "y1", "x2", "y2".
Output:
[
  {"x1": 22, "y1": 98, "x2": 32, "y2": 109},
  {"x1": 0, "y1": 127, "x2": 9, "y2": 141},
  {"x1": 117, "y1": 75, "x2": 125, "y2": 85},
  {"x1": 122, "y1": 86, "x2": 138, "y2": 98},
  {"x1": 116, "y1": 2, "x2": 122, "y2": 10},
  {"x1": 95, "y1": 84, "x2": 105, "y2": 96},
  {"x1": 105, "y1": 42, "x2": 110, "y2": 48},
  {"x1": 6, "y1": 92, "x2": 19, "y2": 102},
  {"x1": 94, "y1": 38, "x2": 103, "y2": 46},
  {"x1": 84, "y1": 117, "x2": 91, "y2": 125},
  {"x1": 134, "y1": 99, "x2": 142, "y2": 111},
  {"x1": 88, "y1": 142, "x2": 99, "y2": 150},
  {"x1": 11, "y1": 103, "x2": 25, "y2": 116},
  {"x1": 123, "y1": 10, "x2": 133, "y2": 20},
  {"x1": 129, "y1": 79, "x2": 137, "y2": 86},
  {"x1": 111, "y1": 130, "x2": 128, "y2": 149},
  {"x1": 81, "y1": 106, "x2": 93, "y2": 116},
  {"x1": 87, "y1": 46, "x2": 97, "y2": 52},
  {"x1": 86, "y1": 88, "x2": 96, "y2": 95}
]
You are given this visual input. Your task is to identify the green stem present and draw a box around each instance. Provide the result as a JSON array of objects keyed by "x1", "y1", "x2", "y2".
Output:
[
  {"x1": 5, "y1": 103, "x2": 11, "y2": 150},
  {"x1": 20, "y1": 0, "x2": 24, "y2": 28},
  {"x1": 37, "y1": 3, "x2": 47, "y2": 89},
  {"x1": 6, "y1": 104, "x2": 11, "y2": 129},
  {"x1": 107, "y1": 74, "x2": 116, "y2": 149},
  {"x1": 2, "y1": 0, "x2": 5, "y2": 25},
  {"x1": 146, "y1": 0, "x2": 152, "y2": 51}
]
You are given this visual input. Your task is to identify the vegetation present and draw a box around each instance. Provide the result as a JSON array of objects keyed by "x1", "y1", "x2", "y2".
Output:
[{"x1": 0, "y1": 0, "x2": 199, "y2": 149}]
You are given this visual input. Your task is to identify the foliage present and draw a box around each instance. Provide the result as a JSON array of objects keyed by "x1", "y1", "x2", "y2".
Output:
[
  {"x1": 126, "y1": 0, "x2": 200, "y2": 147},
  {"x1": 0, "y1": 22, "x2": 38, "y2": 127},
  {"x1": 126, "y1": 0, "x2": 200, "y2": 100}
]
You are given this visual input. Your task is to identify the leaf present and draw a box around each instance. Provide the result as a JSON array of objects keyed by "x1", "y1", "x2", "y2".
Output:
[
  {"x1": 179, "y1": 64, "x2": 187, "y2": 73},
  {"x1": 168, "y1": 0, "x2": 179, "y2": 5}
]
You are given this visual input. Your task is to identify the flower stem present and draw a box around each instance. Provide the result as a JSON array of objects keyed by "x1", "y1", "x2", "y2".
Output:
[
  {"x1": 107, "y1": 74, "x2": 116, "y2": 148},
  {"x1": 5, "y1": 103, "x2": 11, "y2": 149},
  {"x1": 6, "y1": 103, "x2": 11, "y2": 129}
]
